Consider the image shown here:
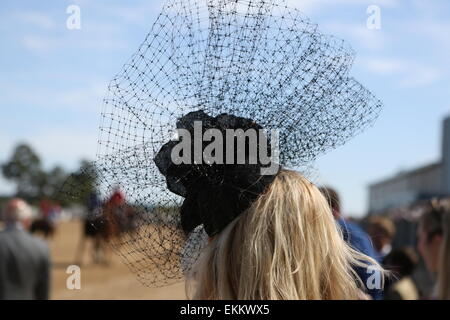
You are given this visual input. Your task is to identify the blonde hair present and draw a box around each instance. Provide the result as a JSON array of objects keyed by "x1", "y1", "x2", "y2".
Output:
[{"x1": 188, "y1": 170, "x2": 383, "y2": 299}]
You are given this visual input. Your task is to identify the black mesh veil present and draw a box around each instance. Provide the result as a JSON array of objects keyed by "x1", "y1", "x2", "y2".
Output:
[{"x1": 61, "y1": 0, "x2": 382, "y2": 287}]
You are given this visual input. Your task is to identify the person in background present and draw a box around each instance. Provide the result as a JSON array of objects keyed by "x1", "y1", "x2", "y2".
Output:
[
  {"x1": 367, "y1": 216, "x2": 396, "y2": 263},
  {"x1": 383, "y1": 247, "x2": 420, "y2": 300},
  {"x1": 417, "y1": 199, "x2": 450, "y2": 299},
  {"x1": 320, "y1": 186, "x2": 382, "y2": 299},
  {"x1": 0, "y1": 198, "x2": 51, "y2": 300}
]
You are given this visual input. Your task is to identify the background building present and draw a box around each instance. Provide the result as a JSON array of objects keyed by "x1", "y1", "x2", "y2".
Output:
[{"x1": 368, "y1": 116, "x2": 450, "y2": 214}]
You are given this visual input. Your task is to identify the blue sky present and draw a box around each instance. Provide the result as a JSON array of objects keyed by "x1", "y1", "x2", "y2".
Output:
[{"x1": 1, "y1": 0, "x2": 449, "y2": 217}]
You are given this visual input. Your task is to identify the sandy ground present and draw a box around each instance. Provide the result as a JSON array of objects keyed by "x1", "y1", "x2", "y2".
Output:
[{"x1": 48, "y1": 220, "x2": 186, "y2": 300}]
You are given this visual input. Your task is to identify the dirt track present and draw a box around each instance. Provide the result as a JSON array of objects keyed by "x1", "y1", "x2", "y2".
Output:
[{"x1": 48, "y1": 220, "x2": 186, "y2": 300}]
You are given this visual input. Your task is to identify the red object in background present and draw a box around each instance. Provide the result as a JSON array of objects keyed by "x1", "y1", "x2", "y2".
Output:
[
  {"x1": 39, "y1": 199, "x2": 52, "y2": 218},
  {"x1": 38, "y1": 198, "x2": 61, "y2": 222},
  {"x1": 109, "y1": 189, "x2": 125, "y2": 206}
]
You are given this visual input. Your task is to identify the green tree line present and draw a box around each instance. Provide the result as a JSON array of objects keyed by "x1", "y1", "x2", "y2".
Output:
[{"x1": 1, "y1": 143, "x2": 96, "y2": 206}]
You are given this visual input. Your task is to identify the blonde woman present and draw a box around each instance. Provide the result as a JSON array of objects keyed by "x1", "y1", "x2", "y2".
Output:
[
  {"x1": 89, "y1": 0, "x2": 385, "y2": 295},
  {"x1": 187, "y1": 170, "x2": 383, "y2": 300},
  {"x1": 418, "y1": 199, "x2": 450, "y2": 299}
]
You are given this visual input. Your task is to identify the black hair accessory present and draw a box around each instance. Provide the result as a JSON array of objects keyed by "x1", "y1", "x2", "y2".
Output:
[{"x1": 154, "y1": 110, "x2": 279, "y2": 237}]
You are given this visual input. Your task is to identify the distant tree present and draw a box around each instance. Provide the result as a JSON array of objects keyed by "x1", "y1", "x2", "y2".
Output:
[
  {"x1": 1, "y1": 144, "x2": 43, "y2": 202},
  {"x1": 57, "y1": 160, "x2": 98, "y2": 206},
  {"x1": 41, "y1": 166, "x2": 68, "y2": 199},
  {"x1": 2, "y1": 143, "x2": 97, "y2": 206}
]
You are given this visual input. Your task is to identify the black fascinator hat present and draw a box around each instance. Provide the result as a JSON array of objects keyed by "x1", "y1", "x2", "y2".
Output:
[
  {"x1": 154, "y1": 110, "x2": 279, "y2": 237},
  {"x1": 61, "y1": 0, "x2": 382, "y2": 287}
]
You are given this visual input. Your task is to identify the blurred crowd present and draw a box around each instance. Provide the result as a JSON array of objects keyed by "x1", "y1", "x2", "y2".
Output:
[
  {"x1": 0, "y1": 187, "x2": 449, "y2": 300},
  {"x1": 323, "y1": 188, "x2": 450, "y2": 300}
]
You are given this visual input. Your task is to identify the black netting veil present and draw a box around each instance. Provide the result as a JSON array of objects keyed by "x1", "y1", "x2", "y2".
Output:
[{"x1": 60, "y1": 0, "x2": 382, "y2": 287}]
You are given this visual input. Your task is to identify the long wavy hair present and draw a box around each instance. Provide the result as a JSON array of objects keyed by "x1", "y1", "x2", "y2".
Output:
[{"x1": 187, "y1": 169, "x2": 383, "y2": 299}]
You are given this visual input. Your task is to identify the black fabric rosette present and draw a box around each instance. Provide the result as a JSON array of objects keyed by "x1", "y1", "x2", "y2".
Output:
[{"x1": 154, "y1": 110, "x2": 279, "y2": 237}]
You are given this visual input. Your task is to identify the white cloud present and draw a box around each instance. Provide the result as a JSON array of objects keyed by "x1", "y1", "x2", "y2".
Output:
[
  {"x1": 399, "y1": 67, "x2": 441, "y2": 88},
  {"x1": 16, "y1": 12, "x2": 55, "y2": 30},
  {"x1": 17, "y1": 10, "x2": 133, "y2": 54},
  {"x1": 20, "y1": 30, "x2": 128, "y2": 54},
  {"x1": 411, "y1": 0, "x2": 450, "y2": 16},
  {"x1": 87, "y1": 1, "x2": 165, "y2": 26},
  {"x1": 360, "y1": 57, "x2": 442, "y2": 87},
  {"x1": 21, "y1": 35, "x2": 58, "y2": 53},
  {"x1": 362, "y1": 58, "x2": 404, "y2": 75},
  {"x1": 418, "y1": 22, "x2": 450, "y2": 52},
  {"x1": 28, "y1": 129, "x2": 98, "y2": 168},
  {"x1": 286, "y1": 0, "x2": 399, "y2": 14},
  {"x1": 0, "y1": 79, "x2": 107, "y2": 114},
  {"x1": 320, "y1": 21, "x2": 387, "y2": 50}
]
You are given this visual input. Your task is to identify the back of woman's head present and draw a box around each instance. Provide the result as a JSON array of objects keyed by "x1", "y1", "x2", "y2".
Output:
[
  {"x1": 189, "y1": 170, "x2": 381, "y2": 299},
  {"x1": 420, "y1": 199, "x2": 450, "y2": 300}
]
